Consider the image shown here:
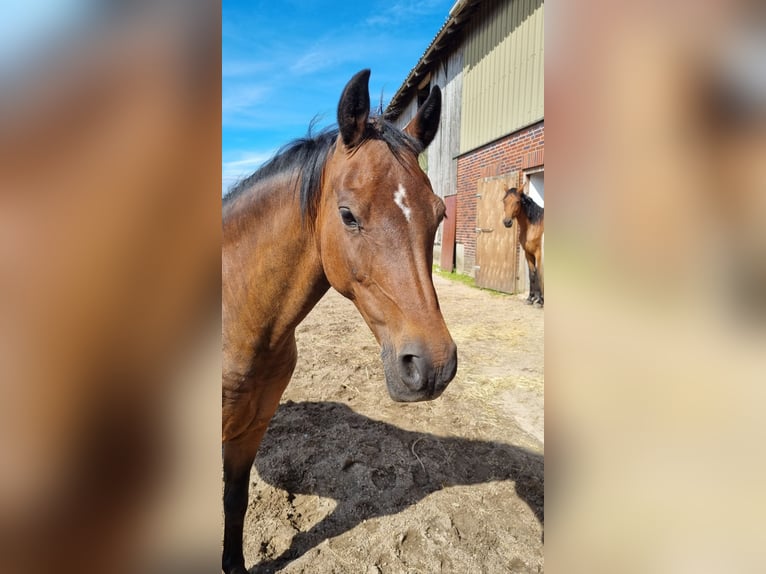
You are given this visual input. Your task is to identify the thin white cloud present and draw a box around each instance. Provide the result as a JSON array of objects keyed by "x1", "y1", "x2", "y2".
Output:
[
  {"x1": 223, "y1": 82, "x2": 285, "y2": 129},
  {"x1": 222, "y1": 151, "x2": 274, "y2": 193},
  {"x1": 223, "y1": 84, "x2": 270, "y2": 113},
  {"x1": 223, "y1": 60, "x2": 272, "y2": 79},
  {"x1": 365, "y1": 0, "x2": 446, "y2": 27},
  {"x1": 290, "y1": 47, "x2": 338, "y2": 75}
]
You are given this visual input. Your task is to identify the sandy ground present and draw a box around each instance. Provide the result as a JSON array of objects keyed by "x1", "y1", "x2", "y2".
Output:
[{"x1": 242, "y1": 275, "x2": 544, "y2": 573}]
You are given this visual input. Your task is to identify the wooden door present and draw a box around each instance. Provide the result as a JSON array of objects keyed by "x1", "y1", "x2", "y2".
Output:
[{"x1": 475, "y1": 174, "x2": 519, "y2": 293}]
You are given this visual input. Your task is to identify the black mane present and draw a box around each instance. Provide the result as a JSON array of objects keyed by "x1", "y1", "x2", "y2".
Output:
[
  {"x1": 223, "y1": 117, "x2": 422, "y2": 223},
  {"x1": 520, "y1": 193, "x2": 544, "y2": 224}
]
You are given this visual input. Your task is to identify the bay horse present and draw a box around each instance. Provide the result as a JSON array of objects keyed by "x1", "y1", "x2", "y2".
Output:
[
  {"x1": 221, "y1": 69, "x2": 458, "y2": 574},
  {"x1": 502, "y1": 186, "x2": 544, "y2": 306}
]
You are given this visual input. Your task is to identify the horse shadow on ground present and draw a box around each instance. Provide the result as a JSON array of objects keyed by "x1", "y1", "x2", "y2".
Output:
[{"x1": 248, "y1": 400, "x2": 543, "y2": 573}]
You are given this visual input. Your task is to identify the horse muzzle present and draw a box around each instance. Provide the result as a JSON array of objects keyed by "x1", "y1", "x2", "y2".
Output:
[
  {"x1": 503, "y1": 218, "x2": 513, "y2": 228},
  {"x1": 381, "y1": 342, "x2": 458, "y2": 402}
]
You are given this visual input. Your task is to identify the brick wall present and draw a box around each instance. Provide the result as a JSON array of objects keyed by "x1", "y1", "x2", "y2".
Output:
[{"x1": 455, "y1": 120, "x2": 544, "y2": 274}]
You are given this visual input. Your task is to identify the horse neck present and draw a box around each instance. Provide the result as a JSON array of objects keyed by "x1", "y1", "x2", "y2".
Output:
[
  {"x1": 520, "y1": 195, "x2": 543, "y2": 229},
  {"x1": 515, "y1": 206, "x2": 532, "y2": 232},
  {"x1": 223, "y1": 176, "x2": 329, "y2": 351}
]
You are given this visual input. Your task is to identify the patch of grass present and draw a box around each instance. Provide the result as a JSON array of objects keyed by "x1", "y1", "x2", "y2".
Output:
[
  {"x1": 433, "y1": 267, "x2": 513, "y2": 298},
  {"x1": 433, "y1": 268, "x2": 477, "y2": 288}
]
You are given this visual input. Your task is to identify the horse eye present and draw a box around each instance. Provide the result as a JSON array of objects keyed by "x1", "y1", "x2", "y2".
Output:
[{"x1": 339, "y1": 207, "x2": 358, "y2": 229}]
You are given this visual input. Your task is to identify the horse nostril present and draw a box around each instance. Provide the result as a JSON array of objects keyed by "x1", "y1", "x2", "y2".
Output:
[{"x1": 397, "y1": 353, "x2": 427, "y2": 391}]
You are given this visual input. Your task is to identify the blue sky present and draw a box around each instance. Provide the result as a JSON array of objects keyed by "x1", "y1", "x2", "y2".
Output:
[{"x1": 222, "y1": 0, "x2": 456, "y2": 192}]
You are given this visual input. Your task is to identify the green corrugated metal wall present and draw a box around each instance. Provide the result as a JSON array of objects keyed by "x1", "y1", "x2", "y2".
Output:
[{"x1": 460, "y1": 0, "x2": 544, "y2": 154}]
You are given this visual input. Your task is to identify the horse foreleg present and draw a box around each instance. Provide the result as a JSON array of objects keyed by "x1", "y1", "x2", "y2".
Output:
[
  {"x1": 222, "y1": 381, "x2": 292, "y2": 574},
  {"x1": 536, "y1": 244, "x2": 544, "y2": 306},
  {"x1": 524, "y1": 250, "x2": 538, "y2": 304},
  {"x1": 222, "y1": 438, "x2": 256, "y2": 574},
  {"x1": 222, "y1": 343, "x2": 297, "y2": 574}
]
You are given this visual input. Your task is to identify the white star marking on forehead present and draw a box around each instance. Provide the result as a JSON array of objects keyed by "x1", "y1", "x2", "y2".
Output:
[{"x1": 393, "y1": 183, "x2": 411, "y2": 222}]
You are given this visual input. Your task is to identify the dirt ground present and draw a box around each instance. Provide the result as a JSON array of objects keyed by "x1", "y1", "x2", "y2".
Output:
[{"x1": 243, "y1": 274, "x2": 544, "y2": 573}]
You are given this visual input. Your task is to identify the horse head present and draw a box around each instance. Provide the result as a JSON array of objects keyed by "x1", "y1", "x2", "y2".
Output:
[
  {"x1": 315, "y1": 70, "x2": 457, "y2": 402},
  {"x1": 502, "y1": 187, "x2": 522, "y2": 228}
]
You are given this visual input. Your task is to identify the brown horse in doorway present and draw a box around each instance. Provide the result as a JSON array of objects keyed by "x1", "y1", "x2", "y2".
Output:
[
  {"x1": 221, "y1": 70, "x2": 457, "y2": 574},
  {"x1": 503, "y1": 186, "x2": 544, "y2": 306}
]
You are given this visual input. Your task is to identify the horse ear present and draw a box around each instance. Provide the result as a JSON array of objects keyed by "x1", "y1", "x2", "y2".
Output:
[
  {"x1": 337, "y1": 69, "x2": 371, "y2": 148},
  {"x1": 404, "y1": 86, "x2": 441, "y2": 149}
]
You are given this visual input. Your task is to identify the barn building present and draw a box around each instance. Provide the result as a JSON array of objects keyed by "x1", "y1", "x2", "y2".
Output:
[{"x1": 387, "y1": 0, "x2": 544, "y2": 294}]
